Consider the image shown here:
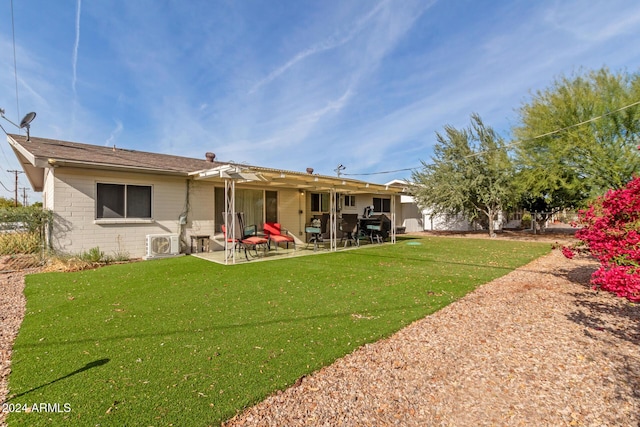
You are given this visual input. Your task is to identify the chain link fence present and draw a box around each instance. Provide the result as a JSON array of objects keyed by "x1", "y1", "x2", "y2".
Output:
[{"x1": 0, "y1": 207, "x2": 52, "y2": 272}]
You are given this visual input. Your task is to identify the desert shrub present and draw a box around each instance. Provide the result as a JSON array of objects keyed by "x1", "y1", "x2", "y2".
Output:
[
  {"x1": 79, "y1": 247, "x2": 105, "y2": 263},
  {"x1": 45, "y1": 247, "x2": 131, "y2": 272}
]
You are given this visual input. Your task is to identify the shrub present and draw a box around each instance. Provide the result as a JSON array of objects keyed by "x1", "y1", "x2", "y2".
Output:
[
  {"x1": 0, "y1": 206, "x2": 52, "y2": 255},
  {"x1": 563, "y1": 177, "x2": 640, "y2": 302},
  {"x1": 0, "y1": 231, "x2": 41, "y2": 255},
  {"x1": 0, "y1": 206, "x2": 52, "y2": 233},
  {"x1": 45, "y1": 247, "x2": 131, "y2": 272},
  {"x1": 79, "y1": 246, "x2": 105, "y2": 263}
]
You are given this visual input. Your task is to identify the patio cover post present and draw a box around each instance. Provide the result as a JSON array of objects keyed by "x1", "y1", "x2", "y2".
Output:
[
  {"x1": 329, "y1": 188, "x2": 337, "y2": 251},
  {"x1": 391, "y1": 194, "x2": 396, "y2": 244},
  {"x1": 224, "y1": 179, "x2": 236, "y2": 264}
]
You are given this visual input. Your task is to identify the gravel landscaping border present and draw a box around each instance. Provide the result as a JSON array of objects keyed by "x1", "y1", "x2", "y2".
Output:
[{"x1": 0, "y1": 271, "x2": 27, "y2": 427}]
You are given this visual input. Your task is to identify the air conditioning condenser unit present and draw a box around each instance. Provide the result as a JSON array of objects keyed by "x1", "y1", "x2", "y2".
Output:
[{"x1": 145, "y1": 234, "x2": 180, "y2": 259}]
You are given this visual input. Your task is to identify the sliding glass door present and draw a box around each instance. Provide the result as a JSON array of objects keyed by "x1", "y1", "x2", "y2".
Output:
[{"x1": 215, "y1": 188, "x2": 278, "y2": 230}]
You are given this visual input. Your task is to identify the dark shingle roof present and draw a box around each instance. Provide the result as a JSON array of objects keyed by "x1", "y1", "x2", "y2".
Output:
[{"x1": 9, "y1": 134, "x2": 225, "y2": 174}]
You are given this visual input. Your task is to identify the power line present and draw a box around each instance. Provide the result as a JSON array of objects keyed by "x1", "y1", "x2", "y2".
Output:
[
  {"x1": 20, "y1": 187, "x2": 28, "y2": 206},
  {"x1": 0, "y1": 124, "x2": 22, "y2": 183},
  {"x1": 343, "y1": 99, "x2": 640, "y2": 176},
  {"x1": 10, "y1": 0, "x2": 21, "y2": 121},
  {"x1": 0, "y1": 180, "x2": 12, "y2": 193},
  {"x1": 464, "y1": 99, "x2": 640, "y2": 158},
  {"x1": 7, "y1": 169, "x2": 23, "y2": 207},
  {"x1": 343, "y1": 166, "x2": 418, "y2": 177}
]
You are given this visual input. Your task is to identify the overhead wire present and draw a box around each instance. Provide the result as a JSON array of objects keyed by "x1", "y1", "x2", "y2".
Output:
[
  {"x1": 342, "y1": 99, "x2": 640, "y2": 176},
  {"x1": 463, "y1": 99, "x2": 640, "y2": 158},
  {"x1": 342, "y1": 166, "x2": 418, "y2": 177},
  {"x1": 0, "y1": 180, "x2": 12, "y2": 193},
  {"x1": 0, "y1": 0, "x2": 23, "y2": 186},
  {"x1": 10, "y1": 0, "x2": 20, "y2": 122}
]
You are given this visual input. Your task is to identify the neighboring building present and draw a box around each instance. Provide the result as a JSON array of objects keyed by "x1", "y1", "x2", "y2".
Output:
[
  {"x1": 8, "y1": 134, "x2": 404, "y2": 258},
  {"x1": 386, "y1": 180, "x2": 474, "y2": 232}
]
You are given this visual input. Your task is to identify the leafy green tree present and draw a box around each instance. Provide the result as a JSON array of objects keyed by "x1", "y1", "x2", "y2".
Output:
[
  {"x1": 514, "y1": 67, "x2": 640, "y2": 210},
  {"x1": 0, "y1": 196, "x2": 20, "y2": 208},
  {"x1": 411, "y1": 114, "x2": 515, "y2": 237}
]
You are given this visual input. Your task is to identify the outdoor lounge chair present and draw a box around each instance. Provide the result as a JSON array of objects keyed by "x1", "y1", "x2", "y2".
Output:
[{"x1": 264, "y1": 222, "x2": 295, "y2": 250}]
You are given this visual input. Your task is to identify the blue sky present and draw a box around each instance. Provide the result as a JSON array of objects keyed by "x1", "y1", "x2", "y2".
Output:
[{"x1": 2, "y1": 0, "x2": 640, "y2": 203}]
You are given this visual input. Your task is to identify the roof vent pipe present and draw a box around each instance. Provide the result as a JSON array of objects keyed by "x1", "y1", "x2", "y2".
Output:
[{"x1": 205, "y1": 152, "x2": 216, "y2": 162}]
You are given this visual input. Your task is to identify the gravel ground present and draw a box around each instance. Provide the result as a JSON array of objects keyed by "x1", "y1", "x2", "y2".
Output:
[
  {"x1": 223, "y1": 248, "x2": 640, "y2": 426},
  {"x1": 2, "y1": 234, "x2": 639, "y2": 426},
  {"x1": 0, "y1": 271, "x2": 27, "y2": 427}
]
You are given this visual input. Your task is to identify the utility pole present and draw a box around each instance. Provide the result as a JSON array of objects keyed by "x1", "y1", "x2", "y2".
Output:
[
  {"x1": 20, "y1": 187, "x2": 28, "y2": 206},
  {"x1": 6, "y1": 170, "x2": 24, "y2": 207}
]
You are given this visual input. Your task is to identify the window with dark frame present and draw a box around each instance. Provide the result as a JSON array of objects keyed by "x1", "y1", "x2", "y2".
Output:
[
  {"x1": 96, "y1": 183, "x2": 152, "y2": 219},
  {"x1": 343, "y1": 195, "x2": 356, "y2": 207},
  {"x1": 311, "y1": 193, "x2": 329, "y2": 212},
  {"x1": 373, "y1": 197, "x2": 391, "y2": 213}
]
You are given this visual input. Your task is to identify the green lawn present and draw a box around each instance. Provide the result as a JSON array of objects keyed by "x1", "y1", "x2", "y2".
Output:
[{"x1": 6, "y1": 237, "x2": 550, "y2": 426}]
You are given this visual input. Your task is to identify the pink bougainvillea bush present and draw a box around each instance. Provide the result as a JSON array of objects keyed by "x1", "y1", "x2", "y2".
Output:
[{"x1": 564, "y1": 177, "x2": 640, "y2": 302}]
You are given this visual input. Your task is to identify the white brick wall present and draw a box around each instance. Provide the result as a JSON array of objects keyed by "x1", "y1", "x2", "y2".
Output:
[{"x1": 48, "y1": 168, "x2": 215, "y2": 258}]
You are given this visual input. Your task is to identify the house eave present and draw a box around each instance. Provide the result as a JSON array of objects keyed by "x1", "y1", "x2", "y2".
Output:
[
  {"x1": 7, "y1": 135, "x2": 44, "y2": 191},
  {"x1": 191, "y1": 164, "x2": 405, "y2": 195},
  {"x1": 46, "y1": 158, "x2": 190, "y2": 176}
]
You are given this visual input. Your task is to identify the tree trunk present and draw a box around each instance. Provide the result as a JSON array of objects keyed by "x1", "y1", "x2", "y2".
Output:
[{"x1": 487, "y1": 208, "x2": 497, "y2": 238}]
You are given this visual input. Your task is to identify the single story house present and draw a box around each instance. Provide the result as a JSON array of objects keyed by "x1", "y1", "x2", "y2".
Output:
[
  {"x1": 385, "y1": 180, "x2": 473, "y2": 232},
  {"x1": 8, "y1": 134, "x2": 405, "y2": 260}
]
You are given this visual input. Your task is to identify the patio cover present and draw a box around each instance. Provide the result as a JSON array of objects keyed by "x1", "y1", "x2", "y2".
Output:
[{"x1": 189, "y1": 164, "x2": 406, "y2": 263}]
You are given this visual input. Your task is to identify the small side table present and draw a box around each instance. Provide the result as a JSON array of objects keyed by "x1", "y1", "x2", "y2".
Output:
[
  {"x1": 190, "y1": 235, "x2": 210, "y2": 253},
  {"x1": 305, "y1": 226, "x2": 323, "y2": 252}
]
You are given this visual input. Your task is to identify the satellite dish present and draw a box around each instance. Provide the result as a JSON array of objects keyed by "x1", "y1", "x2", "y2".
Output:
[
  {"x1": 19, "y1": 112, "x2": 36, "y2": 128},
  {"x1": 19, "y1": 112, "x2": 36, "y2": 141}
]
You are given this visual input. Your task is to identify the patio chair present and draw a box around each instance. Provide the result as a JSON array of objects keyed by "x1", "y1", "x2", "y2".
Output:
[
  {"x1": 264, "y1": 222, "x2": 295, "y2": 250},
  {"x1": 221, "y1": 224, "x2": 249, "y2": 261},
  {"x1": 237, "y1": 213, "x2": 269, "y2": 257},
  {"x1": 340, "y1": 214, "x2": 359, "y2": 247},
  {"x1": 305, "y1": 219, "x2": 324, "y2": 252},
  {"x1": 222, "y1": 213, "x2": 269, "y2": 260},
  {"x1": 242, "y1": 225, "x2": 269, "y2": 257}
]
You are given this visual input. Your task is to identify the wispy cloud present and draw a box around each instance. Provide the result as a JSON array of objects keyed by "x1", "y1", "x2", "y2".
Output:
[
  {"x1": 248, "y1": 0, "x2": 389, "y2": 94},
  {"x1": 4, "y1": 0, "x2": 640, "y2": 191},
  {"x1": 104, "y1": 120, "x2": 123, "y2": 147},
  {"x1": 72, "y1": 0, "x2": 82, "y2": 96},
  {"x1": 544, "y1": 0, "x2": 640, "y2": 43}
]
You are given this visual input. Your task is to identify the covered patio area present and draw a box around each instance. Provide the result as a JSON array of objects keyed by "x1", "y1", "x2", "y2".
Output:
[{"x1": 189, "y1": 164, "x2": 407, "y2": 264}]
